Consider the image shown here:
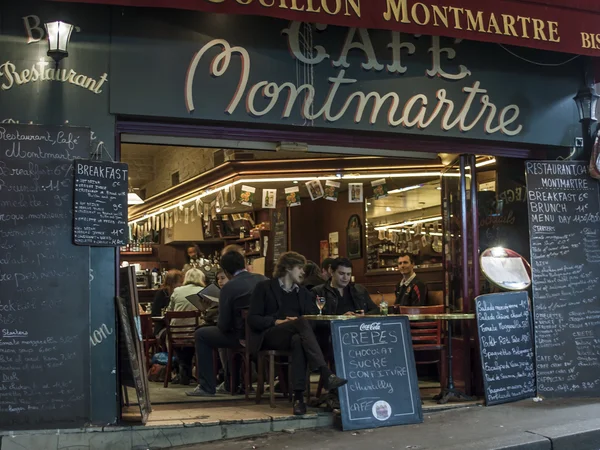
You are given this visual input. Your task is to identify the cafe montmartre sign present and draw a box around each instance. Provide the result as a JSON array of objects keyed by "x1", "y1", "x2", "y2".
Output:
[{"x1": 185, "y1": 22, "x2": 523, "y2": 136}]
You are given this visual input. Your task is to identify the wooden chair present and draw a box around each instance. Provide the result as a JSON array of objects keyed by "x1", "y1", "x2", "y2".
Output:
[
  {"x1": 255, "y1": 348, "x2": 293, "y2": 408},
  {"x1": 229, "y1": 308, "x2": 252, "y2": 399},
  {"x1": 399, "y1": 305, "x2": 447, "y2": 389},
  {"x1": 139, "y1": 313, "x2": 157, "y2": 369},
  {"x1": 164, "y1": 310, "x2": 203, "y2": 388}
]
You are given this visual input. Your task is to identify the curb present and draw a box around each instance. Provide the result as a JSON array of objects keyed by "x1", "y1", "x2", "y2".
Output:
[
  {"x1": 529, "y1": 418, "x2": 600, "y2": 450},
  {"x1": 444, "y1": 433, "x2": 550, "y2": 450}
]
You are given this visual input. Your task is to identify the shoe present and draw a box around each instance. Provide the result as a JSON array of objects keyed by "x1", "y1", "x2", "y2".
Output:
[
  {"x1": 216, "y1": 382, "x2": 229, "y2": 394},
  {"x1": 171, "y1": 375, "x2": 181, "y2": 385},
  {"x1": 180, "y1": 373, "x2": 190, "y2": 386},
  {"x1": 185, "y1": 386, "x2": 216, "y2": 397},
  {"x1": 324, "y1": 374, "x2": 348, "y2": 391},
  {"x1": 293, "y1": 400, "x2": 307, "y2": 416}
]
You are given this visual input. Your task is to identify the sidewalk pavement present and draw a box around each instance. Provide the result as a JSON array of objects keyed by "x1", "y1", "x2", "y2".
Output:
[{"x1": 177, "y1": 398, "x2": 600, "y2": 450}]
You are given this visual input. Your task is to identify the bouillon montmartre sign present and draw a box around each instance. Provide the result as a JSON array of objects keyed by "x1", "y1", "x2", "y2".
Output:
[{"x1": 61, "y1": 0, "x2": 600, "y2": 57}]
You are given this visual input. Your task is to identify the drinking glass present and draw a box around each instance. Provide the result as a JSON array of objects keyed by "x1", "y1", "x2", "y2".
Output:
[{"x1": 316, "y1": 296, "x2": 326, "y2": 315}]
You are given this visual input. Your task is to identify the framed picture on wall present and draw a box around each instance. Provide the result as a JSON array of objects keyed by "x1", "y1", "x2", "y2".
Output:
[
  {"x1": 347, "y1": 214, "x2": 362, "y2": 260},
  {"x1": 320, "y1": 240, "x2": 329, "y2": 264}
]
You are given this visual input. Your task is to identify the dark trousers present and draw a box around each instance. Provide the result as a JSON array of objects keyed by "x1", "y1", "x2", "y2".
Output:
[
  {"x1": 261, "y1": 318, "x2": 327, "y2": 391},
  {"x1": 194, "y1": 326, "x2": 240, "y2": 394},
  {"x1": 175, "y1": 347, "x2": 195, "y2": 377}
]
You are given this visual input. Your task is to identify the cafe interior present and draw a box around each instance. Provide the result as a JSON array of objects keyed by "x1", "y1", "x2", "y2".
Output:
[{"x1": 120, "y1": 139, "x2": 499, "y2": 422}]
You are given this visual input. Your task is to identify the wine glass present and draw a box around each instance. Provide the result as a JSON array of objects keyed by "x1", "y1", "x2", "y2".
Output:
[{"x1": 316, "y1": 296, "x2": 326, "y2": 316}]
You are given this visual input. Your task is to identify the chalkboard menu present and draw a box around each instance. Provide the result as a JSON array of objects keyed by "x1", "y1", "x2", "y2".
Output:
[
  {"x1": 526, "y1": 161, "x2": 600, "y2": 397},
  {"x1": 475, "y1": 292, "x2": 536, "y2": 405},
  {"x1": 0, "y1": 124, "x2": 90, "y2": 429},
  {"x1": 331, "y1": 317, "x2": 422, "y2": 431},
  {"x1": 74, "y1": 160, "x2": 128, "y2": 246},
  {"x1": 272, "y1": 207, "x2": 287, "y2": 265}
]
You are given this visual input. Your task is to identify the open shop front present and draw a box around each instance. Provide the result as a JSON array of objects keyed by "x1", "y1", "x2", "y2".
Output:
[{"x1": 1, "y1": 0, "x2": 599, "y2": 439}]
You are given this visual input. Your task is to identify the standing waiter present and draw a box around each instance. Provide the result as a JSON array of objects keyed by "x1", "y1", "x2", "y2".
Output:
[{"x1": 395, "y1": 253, "x2": 428, "y2": 306}]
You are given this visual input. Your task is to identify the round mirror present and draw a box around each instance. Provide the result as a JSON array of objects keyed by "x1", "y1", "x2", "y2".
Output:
[{"x1": 480, "y1": 247, "x2": 532, "y2": 291}]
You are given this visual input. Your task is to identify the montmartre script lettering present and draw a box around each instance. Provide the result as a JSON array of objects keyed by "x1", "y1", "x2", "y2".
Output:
[{"x1": 185, "y1": 21, "x2": 523, "y2": 136}]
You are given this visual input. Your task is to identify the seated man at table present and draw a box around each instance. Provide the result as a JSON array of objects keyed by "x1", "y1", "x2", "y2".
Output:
[
  {"x1": 395, "y1": 253, "x2": 428, "y2": 307},
  {"x1": 186, "y1": 250, "x2": 267, "y2": 397},
  {"x1": 312, "y1": 257, "x2": 379, "y2": 316},
  {"x1": 248, "y1": 251, "x2": 347, "y2": 415}
]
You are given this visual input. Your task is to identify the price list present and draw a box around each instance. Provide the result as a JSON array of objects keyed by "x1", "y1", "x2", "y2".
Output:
[
  {"x1": 74, "y1": 160, "x2": 128, "y2": 246},
  {"x1": 526, "y1": 161, "x2": 600, "y2": 397}
]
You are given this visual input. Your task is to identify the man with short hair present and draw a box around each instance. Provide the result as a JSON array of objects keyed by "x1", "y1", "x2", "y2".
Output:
[
  {"x1": 321, "y1": 257, "x2": 335, "y2": 281},
  {"x1": 248, "y1": 251, "x2": 347, "y2": 415},
  {"x1": 395, "y1": 253, "x2": 428, "y2": 306},
  {"x1": 312, "y1": 258, "x2": 378, "y2": 316},
  {"x1": 187, "y1": 251, "x2": 267, "y2": 397}
]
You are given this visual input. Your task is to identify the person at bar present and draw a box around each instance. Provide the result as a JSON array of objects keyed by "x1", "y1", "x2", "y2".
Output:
[
  {"x1": 312, "y1": 257, "x2": 378, "y2": 315},
  {"x1": 395, "y1": 253, "x2": 428, "y2": 306},
  {"x1": 186, "y1": 250, "x2": 267, "y2": 397},
  {"x1": 301, "y1": 261, "x2": 325, "y2": 290},
  {"x1": 247, "y1": 251, "x2": 347, "y2": 415},
  {"x1": 321, "y1": 257, "x2": 335, "y2": 282}
]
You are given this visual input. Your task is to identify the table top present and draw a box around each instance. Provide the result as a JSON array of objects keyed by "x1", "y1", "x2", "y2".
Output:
[{"x1": 303, "y1": 313, "x2": 475, "y2": 321}]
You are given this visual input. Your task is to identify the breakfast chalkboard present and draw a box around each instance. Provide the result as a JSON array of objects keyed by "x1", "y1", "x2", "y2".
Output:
[
  {"x1": 0, "y1": 124, "x2": 90, "y2": 429},
  {"x1": 74, "y1": 160, "x2": 128, "y2": 246},
  {"x1": 526, "y1": 161, "x2": 600, "y2": 398},
  {"x1": 331, "y1": 317, "x2": 422, "y2": 431},
  {"x1": 475, "y1": 292, "x2": 536, "y2": 405}
]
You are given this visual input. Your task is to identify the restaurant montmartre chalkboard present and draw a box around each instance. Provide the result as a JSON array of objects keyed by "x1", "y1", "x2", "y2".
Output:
[
  {"x1": 0, "y1": 124, "x2": 90, "y2": 429},
  {"x1": 74, "y1": 160, "x2": 128, "y2": 246},
  {"x1": 475, "y1": 291, "x2": 536, "y2": 405},
  {"x1": 526, "y1": 161, "x2": 600, "y2": 398},
  {"x1": 331, "y1": 317, "x2": 422, "y2": 431}
]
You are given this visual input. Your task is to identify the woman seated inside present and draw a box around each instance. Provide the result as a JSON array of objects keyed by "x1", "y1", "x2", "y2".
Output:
[
  {"x1": 167, "y1": 268, "x2": 214, "y2": 385},
  {"x1": 152, "y1": 269, "x2": 184, "y2": 346}
]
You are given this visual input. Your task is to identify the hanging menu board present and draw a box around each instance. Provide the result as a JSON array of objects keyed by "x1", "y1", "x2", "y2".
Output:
[
  {"x1": 331, "y1": 317, "x2": 422, "y2": 431},
  {"x1": 0, "y1": 124, "x2": 90, "y2": 429},
  {"x1": 74, "y1": 160, "x2": 128, "y2": 246},
  {"x1": 475, "y1": 292, "x2": 536, "y2": 405},
  {"x1": 526, "y1": 160, "x2": 600, "y2": 398}
]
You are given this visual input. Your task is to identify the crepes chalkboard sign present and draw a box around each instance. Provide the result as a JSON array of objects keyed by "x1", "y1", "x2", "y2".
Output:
[
  {"x1": 475, "y1": 291, "x2": 536, "y2": 406},
  {"x1": 331, "y1": 316, "x2": 422, "y2": 431},
  {"x1": 74, "y1": 160, "x2": 128, "y2": 246}
]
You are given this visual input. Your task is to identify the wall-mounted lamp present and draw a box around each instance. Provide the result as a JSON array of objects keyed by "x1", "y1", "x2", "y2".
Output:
[
  {"x1": 44, "y1": 21, "x2": 74, "y2": 66},
  {"x1": 574, "y1": 85, "x2": 599, "y2": 123},
  {"x1": 572, "y1": 56, "x2": 599, "y2": 160}
]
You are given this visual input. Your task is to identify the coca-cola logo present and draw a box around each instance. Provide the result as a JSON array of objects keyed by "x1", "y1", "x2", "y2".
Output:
[{"x1": 360, "y1": 322, "x2": 381, "y2": 331}]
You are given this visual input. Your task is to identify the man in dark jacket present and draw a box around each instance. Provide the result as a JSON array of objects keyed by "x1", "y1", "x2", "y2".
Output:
[
  {"x1": 312, "y1": 258, "x2": 379, "y2": 315},
  {"x1": 187, "y1": 251, "x2": 267, "y2": 397},
  {"x1": 248, "y1": 251, "x2": 347, "y2": 415},
  {"x1": 395, "y1": 253, "x2": 428, "y2": 306}
]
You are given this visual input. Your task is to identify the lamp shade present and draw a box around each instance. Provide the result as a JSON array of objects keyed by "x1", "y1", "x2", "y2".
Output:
[
  {"x1": 574, "y1": 86, "x2": 600, "y2": 122},
  {"x1": 44, "y1": 21, "x2": 74, "y2": 61},
  {"x1": 127, "y1": 192, "x2": 144, "y2": 205}
]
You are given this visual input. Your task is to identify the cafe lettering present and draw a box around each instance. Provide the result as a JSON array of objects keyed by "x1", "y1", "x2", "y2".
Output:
[
  {"x1": 186, "y1": 28, "x2": 523, "y2": 136},
  {"x1": 1, "y1": 0, "x2": 599, "y2": 444}
]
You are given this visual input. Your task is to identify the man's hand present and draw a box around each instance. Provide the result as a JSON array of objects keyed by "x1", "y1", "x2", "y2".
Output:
[
  {"x1": 343, "y1": 311, "x2": 356, "y2": 316},
  {"x1": 275, "y1": 319, "x2": 288, "y2": 326}
]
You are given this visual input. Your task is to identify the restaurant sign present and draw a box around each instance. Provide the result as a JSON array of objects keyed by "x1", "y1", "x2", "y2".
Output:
[
  {"x1": 59, "y1": 0, "x2": 600, "y2": 57},
  {"x1": 111, "y1": 9, "x2": 578, "y2": 146}
]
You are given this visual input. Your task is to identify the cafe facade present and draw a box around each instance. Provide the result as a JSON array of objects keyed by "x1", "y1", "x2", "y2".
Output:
[{"x1": 0, "y1": 0, "x2": 598, "y2": 433}]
